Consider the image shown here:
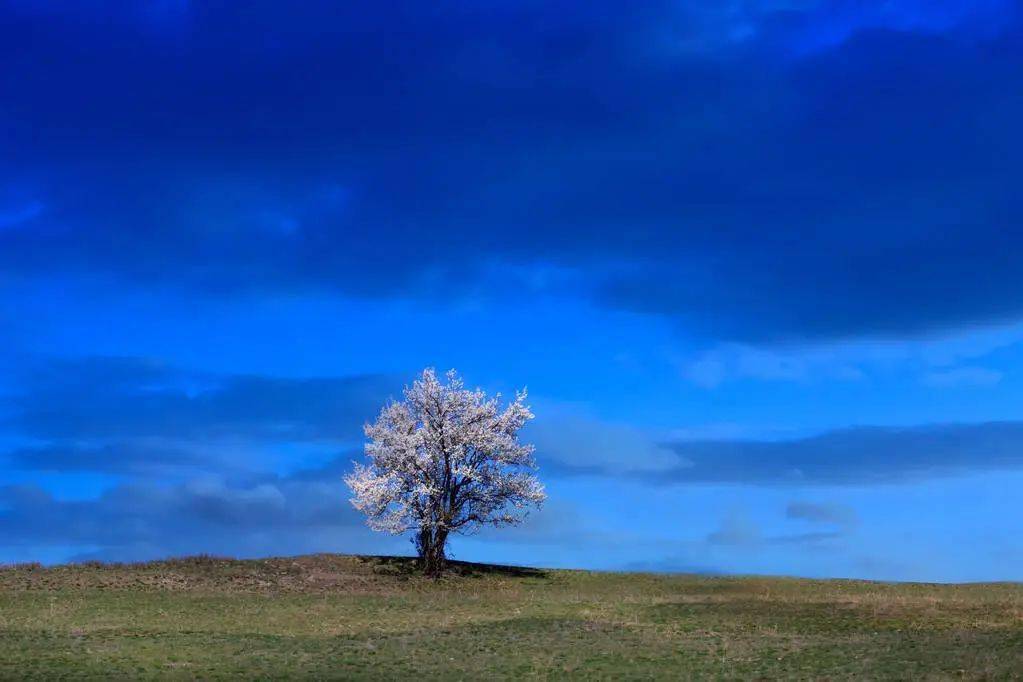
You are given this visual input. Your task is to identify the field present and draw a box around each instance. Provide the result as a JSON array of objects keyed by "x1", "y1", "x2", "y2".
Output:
[{"x1": 0, "y1": 555, "x2": 1021, "y2": 680}]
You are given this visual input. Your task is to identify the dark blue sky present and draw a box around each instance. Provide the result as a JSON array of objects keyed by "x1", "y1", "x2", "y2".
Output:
[{"x1": 2, "y1": 0, "x2": 1022, "y2": 580}]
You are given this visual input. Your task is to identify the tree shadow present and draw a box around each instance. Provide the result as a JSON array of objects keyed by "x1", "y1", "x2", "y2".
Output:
[
  {"x1": 445, "y1": 559, "x2": 549, "y2": 579},
  {"x1": 357, "y1": 555, "x2": 549, "y2": 579}
]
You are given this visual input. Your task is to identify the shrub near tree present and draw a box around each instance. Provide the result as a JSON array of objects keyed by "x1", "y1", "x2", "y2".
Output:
[{"x1": 346, "y1": 369, "x2": 546, "y2": 575}]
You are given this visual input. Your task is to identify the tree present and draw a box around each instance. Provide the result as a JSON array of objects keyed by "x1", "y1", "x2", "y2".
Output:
[{"x1": 346, "y1": 368, "x2": 546, "y2": 575}]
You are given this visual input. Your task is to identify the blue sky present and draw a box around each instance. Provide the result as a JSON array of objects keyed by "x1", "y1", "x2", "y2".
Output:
[{"x1": 1, "y1": 0, "x2": 1022, "y2": 581}]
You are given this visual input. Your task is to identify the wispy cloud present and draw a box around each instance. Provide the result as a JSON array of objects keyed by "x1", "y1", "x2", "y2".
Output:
[
  {"x1": 921, "y1": 366, "x2": 1003, "y2": 388},
  {"x1": 706, "y1": 504, "x2": 854, "y2": 548},
  {"x1": 680, "y1": 322, "x2": 1023, "y2": 387},
  {"x1": 786, "y1": 501, "x2": 857, "y2": 527},
  {"x1": 0, "y1": 201, "x2": 43, "y2": 229}
]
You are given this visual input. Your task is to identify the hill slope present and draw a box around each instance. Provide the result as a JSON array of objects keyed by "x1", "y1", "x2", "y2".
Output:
[{"x1": 1, "y1": 554, "x2": 1021, "y2": 679}]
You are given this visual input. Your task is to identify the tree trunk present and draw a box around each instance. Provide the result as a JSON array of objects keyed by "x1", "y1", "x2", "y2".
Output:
[{"x1": 416, "y1": 526, "x2": 449, "y2": 577}]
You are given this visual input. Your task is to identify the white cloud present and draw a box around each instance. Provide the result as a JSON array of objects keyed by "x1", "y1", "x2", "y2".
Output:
[
  {"x1": 921, "y1": 366, "x2": 1003, "y2": 388},
  {"x1": 680, "y1": 322, "x2": 1023, "y2": 388},
  {"x1": 528, "y1": 399, "x2": 680, "y2": 474}
]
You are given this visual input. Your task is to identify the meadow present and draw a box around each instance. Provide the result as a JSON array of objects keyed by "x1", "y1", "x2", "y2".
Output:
[{"x1": 0, "y1": 554, "x2": 1020, "y2": 679}]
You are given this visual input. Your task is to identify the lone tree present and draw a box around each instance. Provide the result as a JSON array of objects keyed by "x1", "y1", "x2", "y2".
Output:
[{"x1": 346, "y1": 368, "x2": 545, "y2": 575}]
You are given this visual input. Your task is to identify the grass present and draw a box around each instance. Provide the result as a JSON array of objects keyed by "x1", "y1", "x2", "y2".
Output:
[{"x1": 0, "y1": 554, "x2": 1021, "y2": 679}]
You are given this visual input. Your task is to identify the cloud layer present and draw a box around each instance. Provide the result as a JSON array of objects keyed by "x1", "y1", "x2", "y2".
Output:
[
  {"x1": 5, "y1": 356, "x2": 396, "y2": 445},
  {"x1": 549, "y1": 421, "x2": 1023, "y2": 485},
  {"x1": 0, "y1": 356, "x2": 402, "y2": 560},
  {"x1": 2, "y1": 1, "x2": 1023, "y2": 342},
  {"x1": 0, "y1": 465, "x2": 389, "y2": 562}
]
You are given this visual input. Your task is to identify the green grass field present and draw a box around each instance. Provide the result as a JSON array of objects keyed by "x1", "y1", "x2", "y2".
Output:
[{"x1": 0, "y1": 554, "x2": 1020, "y2": 679}]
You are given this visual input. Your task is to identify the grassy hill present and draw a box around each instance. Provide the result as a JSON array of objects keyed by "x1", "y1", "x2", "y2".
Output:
[{"x1": 0, "y1": 554, "x2": 1020, "y2": 679}]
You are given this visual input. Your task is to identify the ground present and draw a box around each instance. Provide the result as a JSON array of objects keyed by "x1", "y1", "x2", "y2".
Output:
[{"x1": 0, "y1": 554, "x2": 1020, "y2": 680}]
